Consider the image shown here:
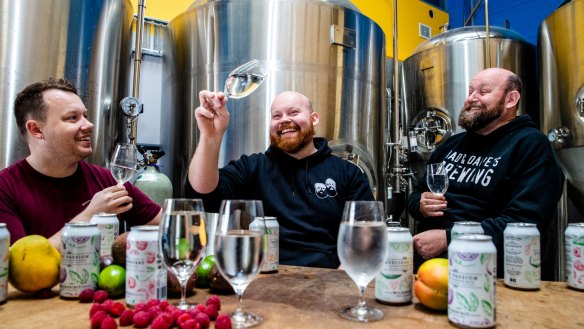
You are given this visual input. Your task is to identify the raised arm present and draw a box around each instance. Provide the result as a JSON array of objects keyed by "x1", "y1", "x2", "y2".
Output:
[{"x1": 188, "y1": 90, "x2": 230, "y2": 193}]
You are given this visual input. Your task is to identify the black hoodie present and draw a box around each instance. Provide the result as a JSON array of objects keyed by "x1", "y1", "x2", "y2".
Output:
[
  {"x1": 407, "y1": 115, "x2": 565, "y2": 277},
  {"x1": 186, "y1": 137, "x2": 374, "y2": 268}
]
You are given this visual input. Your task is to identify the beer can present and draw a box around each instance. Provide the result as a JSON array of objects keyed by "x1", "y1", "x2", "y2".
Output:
[
  {"x1": 249, "y1": 216, "x2": 279, "y2": 273},
  {"x1": 60, "y1": 222, "x2": 101, "y2": 298},
  {"x1": 125, "y1": 225, "x2": 167, "y2": 306},
  {"x1": 565, "y1": 222, "x2": 584, "y2": 290},
  {"x1": 375, "y1": 227, "x2": 413, "y2": 304},
  {"x1": 448, "y1": 235, "x2": 497, "y2": 328},
  {"x1": 504, "y1": 223, "x2": 540, "y2": 290},
  {"x1": 90, "y1": 213, "x2": 119, "y2": 258},
  {"x1": 451, "y1": 221, "x2": 484, "y2": 239},
  {"x1": 0, "y1": 223, "x2": 9, "y2": 303}
]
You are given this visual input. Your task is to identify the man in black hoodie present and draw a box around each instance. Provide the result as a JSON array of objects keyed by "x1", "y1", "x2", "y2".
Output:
[
  {"x1": 186, "y1": 90, "x2": 374, "y2": 268},
  {"x1": 407, "y1": 68, "x2": 564, "y2": 278}
]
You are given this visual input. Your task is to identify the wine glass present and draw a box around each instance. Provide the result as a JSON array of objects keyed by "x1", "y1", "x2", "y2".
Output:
[
  {"x1": 159, "y1": 199, "x2": 207, "y2": 310},
  {"x1": 110, "y1": 143, "x2": 138, "y2": 185},
  {"x1": 426, "y1": 162, "x2": 449, "y2": 196},
  {"x1": 224, "y1": 59, "x2": 268, "y2": 99},
  {"x1": 337, "y1": 201, "x2": 388, "y2": 322},
  {"x1": 215, "y1": 200, "x2": 266, "y2": 328}
]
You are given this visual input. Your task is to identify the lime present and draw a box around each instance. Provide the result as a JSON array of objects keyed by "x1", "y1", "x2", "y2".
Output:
[
  {"x1": 98, "y1": 264, "x2": 126, "y2": 297},
  {"x1": 195, "y1": 255, "x2": 216, "y2": 288}
]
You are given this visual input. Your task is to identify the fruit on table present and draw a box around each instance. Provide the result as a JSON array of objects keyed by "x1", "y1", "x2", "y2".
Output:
[
  {"x1": 111, "y1": 231, "x2": 129, "y2": 265},
  {"x1": 98, "y1": 264, "x2": 126, "y2": 297},
  {"x1": 414, "y1": 257, "x2": 449, "y2": 311},
  {"x1": 196, "y1": 254, "x2": 216, "y2": 288},
  {"x1": 167, "y1": 270, "x2": 198, "y2": 296},
  {"x1": 9, "y1": 235, "x2": 61, "y2": 293}
]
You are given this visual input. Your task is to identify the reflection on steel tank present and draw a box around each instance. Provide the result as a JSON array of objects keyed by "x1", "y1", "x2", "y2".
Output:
[
  {"x1": 161, "y1": 0, "x2": 387, "y2": 199},
  {"x1": 401, "y1": 26, "x2": 537, "y2": 179},
  {"x1": 540, "y1": 0, "x2": 584, "y2": 222},
  {"x1": 0, "y1": 0, "x2": 133, "y2": 168}
]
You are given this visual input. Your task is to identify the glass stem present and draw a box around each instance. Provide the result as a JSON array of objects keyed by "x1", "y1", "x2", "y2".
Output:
[
  {"x1": 236, "y1": 291, "x2": 244, "y2": 314},
  {"x1": 357, "y1": 285, "x2": 367, "y2": 310},
  {"x1": 180, "y1": 283, "x2": 187, "y2": 305}
]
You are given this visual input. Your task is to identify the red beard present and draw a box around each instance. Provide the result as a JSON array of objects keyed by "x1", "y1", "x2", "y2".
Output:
[{"x1": 270, "y1": 122, "x2": 316, "y2": 153}]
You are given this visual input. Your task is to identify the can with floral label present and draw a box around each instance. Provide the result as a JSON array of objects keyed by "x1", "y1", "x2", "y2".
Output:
[
  {"x1": 0, "y1": 223, "x2": 9, "y2": 303},
  {"x1": 249, "y1": 216, "x2": 279, "y2": 273},
  {"x1": 448, "y1": 235, "x2": 497, "y2": 328},
  {"x1": 451, "y1": 221, "x2": 484, "y2": 239},
  {"x1": 60, "y1": 222, "x2": 101, "y2": 298},
  {"x1": 90, "y1": 213, "x2": 119, "y2": 258},
  {"x1": 504, "y1": 223, "x2": 540, "y2": 290},
  {"x1": 375, "y1": 227, "x2": 413, "y2": 304},
  {"x1": 125, "y1": 226, "x2": 167, "y2": 306},
  {"x1": 565, "y1": 222, "x2": 584, "y2": 290}
]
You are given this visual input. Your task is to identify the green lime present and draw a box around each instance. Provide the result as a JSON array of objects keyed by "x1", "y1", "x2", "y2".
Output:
[
  {"x1": 195, "y1": 255, "x2": 216, "y2": 288},
  {"x1": 98, "y1": 264, "x2": 126, "y2": 297}
]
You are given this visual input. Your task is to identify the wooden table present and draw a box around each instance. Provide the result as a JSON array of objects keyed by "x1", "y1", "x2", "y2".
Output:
[{"x1": 1, "y1": 266, "x2": 582, "y2": 328}]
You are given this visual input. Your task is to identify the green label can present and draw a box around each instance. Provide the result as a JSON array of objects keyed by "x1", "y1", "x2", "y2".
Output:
[
  {"x1": 60, "y1": 222, "x2": 101, "y2": 298},
  {"x1": 375, "y1": 227, "x2": 413, "y2": 304}
]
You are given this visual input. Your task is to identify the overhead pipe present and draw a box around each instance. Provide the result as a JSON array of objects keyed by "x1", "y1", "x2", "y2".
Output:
[
  {"x1": 464, "y1": 0, "x2": 491, "y2": 68},
  {"x1": 127, "y1": 0, "x2": 146, "y2": 145}
]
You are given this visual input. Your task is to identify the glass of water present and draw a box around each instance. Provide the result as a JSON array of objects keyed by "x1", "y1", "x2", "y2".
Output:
[
  {"x1": 110, "y1": 143, "x2": 138, "y2": 185},
  {"x1": 224, "y1": 59, "x2": 268, "y2": 99},
  {"x1": 215, "y1": 200, "x2": 266, "y2": 328},
  {"x1": 337, "y1": 201, "x2": 388, "y2": 322},
  {"x1": 426, "y1": 162, "x2": 449, "y2": 196}
]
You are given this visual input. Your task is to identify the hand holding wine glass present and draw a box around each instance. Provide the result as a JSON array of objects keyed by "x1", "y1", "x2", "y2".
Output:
[
  {"x1": 337, "y1": 201, "x2": 388, "y2": 322},
  {"x1": 426, "y1": 162, "x2": 449, "y2": 196},
  {"x1": 215, "y1": 200, "x2": 266, "y2": 328},
  {"x1": 159, "y1": 199, "x2": 207, "y2": 310},
  {"x1": 224, "y1": 59, "x2": 268, "y2": 99},
  {"x1": 110, "y1": 143, "x2": 138, "y2": 185}
]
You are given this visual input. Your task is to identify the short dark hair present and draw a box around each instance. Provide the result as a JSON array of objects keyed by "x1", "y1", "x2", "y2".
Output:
[
  {"x1": 14, "y1": 77, "x2": 78, "y2": 136},
  {"x1": 504, "y1": 73, "x2": 522, "y2": 108}
]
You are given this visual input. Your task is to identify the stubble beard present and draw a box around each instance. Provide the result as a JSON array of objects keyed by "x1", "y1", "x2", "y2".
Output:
[
  {"x1": 270, "y1": 122, "x2": 316, "y2": 153},
  {"x1": 458, "y1": 97, "x2": 505, "y2": 132}
]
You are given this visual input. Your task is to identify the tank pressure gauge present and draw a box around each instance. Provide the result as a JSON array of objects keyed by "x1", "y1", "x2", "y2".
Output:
[{"x1": 120, "y1": 96, "x2": 143, "y2": 117}]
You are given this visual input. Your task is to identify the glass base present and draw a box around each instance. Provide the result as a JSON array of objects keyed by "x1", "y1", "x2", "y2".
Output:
[
  {"x1": 339, "y1": 305, "x2": 384, "y2": 322},
  {"x1": 176, "y1": 300, "x2": 196, "y2": 310},
  {"x1": 230, "y1": 310, "x2": 263, "y2": 328}
]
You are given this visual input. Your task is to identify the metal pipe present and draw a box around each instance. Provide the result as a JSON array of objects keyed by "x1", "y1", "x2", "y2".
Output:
[
  {"x1": 464, "y1": 0, "x2": 483, "y2": 27},
  {"x1": 130, "y1": 0, "x2": 146, "y2": 145},
  {"x1": 392, "y1": 0, "x2": 400, "y2": 176},
  {"x1": 484, "y1": 0, "x2": 491, "y2": 67}
]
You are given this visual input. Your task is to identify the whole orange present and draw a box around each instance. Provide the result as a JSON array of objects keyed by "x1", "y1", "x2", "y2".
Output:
[{"x1": 414, "y1": 258, "x2": 448, "y2": 310}]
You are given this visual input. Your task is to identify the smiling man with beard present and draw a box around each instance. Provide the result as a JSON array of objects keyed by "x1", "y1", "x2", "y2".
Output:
[
  {"x1": 186, "y1": 90, "x2": 373, "y2": 268},
  {"x1": 407, "y1": 68, "x2": 564, "y2": 279},
  {"x1": 0, "y1": 78, "x2": 161, "y2": 249}
]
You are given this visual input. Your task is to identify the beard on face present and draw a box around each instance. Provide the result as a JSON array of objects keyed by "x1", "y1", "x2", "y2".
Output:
[
  {"x1": 458, "y1": 96, "x2": 505, "y2": 132},
  {"x1": 270, "y1": 122, "x2": 315, "y2": 153}
]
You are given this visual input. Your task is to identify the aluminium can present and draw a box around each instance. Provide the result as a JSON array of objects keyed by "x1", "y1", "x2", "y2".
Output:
[
  {"x1": 448, "y1": 235, "x2": 497, "y2": 328},
  {"x1": 90, "y1": 212, "x2": 119, "y2": 258},
  {"x1": 565, "y1": 222, "x2": 584, "y2": 290},
  {"x1": 375, "y1": 227, "x2": 413, "y2": 304},
  {"x1": 0, "y1": 223, "x2": 9, "y2": 303},
  {"x1": 504, "y1": 223, "x2": 540, "y2": 290},
  {"x1": 125, "y1": 225, "x2": 167, "y2": 306},
  {"x1": 451, "y1": 221, "x2": 484, "y2": 239},
  {"x1": 249, "y1": 216, "x2": 279, "y2": 273},
  {"x1": 60, "y1": 222, "x2": 101, "y2": 298}
]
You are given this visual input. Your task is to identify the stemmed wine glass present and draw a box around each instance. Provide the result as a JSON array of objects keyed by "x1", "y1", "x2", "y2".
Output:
[
  {"x1": 159, "y1": 199, "x2": 207, "y2": 310},
  {"x1": 110, "y1": 143, "x2": 138, "y2": 185},
  {"x1": 224, "y1": 59, "x2": 268, "y2": 99},
  {"x1": 426, "y1": 162, "x2": 449, "y2": 196},
  {"x1": 337, "y1": 201, "x2": 388, "y2": 322},
  {"x1": 215, "y1": 200, "x2": 266, "y2": 328}
]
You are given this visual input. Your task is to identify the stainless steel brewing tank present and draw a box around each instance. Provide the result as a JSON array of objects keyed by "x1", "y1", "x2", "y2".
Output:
[
  {"x1": 162, "y1": 0, "x2": 386, "y2": 198},
  {"x1": 401, "y1": 26, "x2": 537, "y2": 175},
  {"x1": 539, "y1": 0, "x2": 584, "y2": 218},
  {"x1": 0, "y1": 0, "x2": 133, "y2": 168}
]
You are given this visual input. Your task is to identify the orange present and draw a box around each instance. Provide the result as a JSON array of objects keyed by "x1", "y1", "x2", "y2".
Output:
[
  {"x1": 414, "y1": 258, "x2": 448, "y2": 310},
  {"x1": 9, "y1": 235, "x2": 61, "y2": 293}
]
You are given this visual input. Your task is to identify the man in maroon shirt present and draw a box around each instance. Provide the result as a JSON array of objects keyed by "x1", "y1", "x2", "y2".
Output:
[{"x1": 0, "y1": 78, "x2": 161, "y2": 248}]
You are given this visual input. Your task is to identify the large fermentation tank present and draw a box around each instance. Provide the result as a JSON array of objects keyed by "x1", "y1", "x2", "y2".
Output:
[
  {"x1": 540, "y1": 0, "x2": 584, "y2": 221},
  {"x1": 0, "y1": 0, "x2": 133, "y2": 168},
  {"x1": 162, "y1": 0, "x2": 386, "y2": 197},
  {"x1": 401, "y1": 26, "x2": 537, "y2": 177}
]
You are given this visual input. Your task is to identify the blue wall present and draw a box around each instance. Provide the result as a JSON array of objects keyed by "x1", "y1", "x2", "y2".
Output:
[{"x1": 446, "y1": 0, "x2": 567, "y2": 44}]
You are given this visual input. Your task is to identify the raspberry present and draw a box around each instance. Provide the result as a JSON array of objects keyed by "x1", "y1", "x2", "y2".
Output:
[
  {"x1": 89, "y1": 303, "x2": 106, "y2": 317},
  {"x1": 147, "y1": 298, "x2": 161, "y2": 308},
  {"x1": 215, "y1": 314, "x2": 232, "y2": 329},
  {"x1": 93, "y1": 290, "x2": 109, "y2": 303},
  {"x1": 187, "y1": 309, "x2": 201, "y2": 319},
  {"x1": 100, "y1": 316, "x2": 118, "y2": 329},
  {"x1": 159, "y1": 300, "x2": 170, "y2": 311},
  {"x1": 132, "y1": 311, "x2": 151, "y2": 328},
  {"x1": 79, "y1": 288, "x2": 95, "y2": 303},
  {"x1": 90, "y1": 310, "x2": 107, "y2": 329},
  {"x1": 134, "y1": 302, "x2": 148, "y2": 312},
  {"x1": 179, "y1": 319, "x2": 200, "y2": 329},
  {"x1": 195, "y1": 312, "x2": 210, "y2": 329},
  {"x1": 177, "y1": 312, "x2": 192, "y2": 326},
  {"x1": 195, "y1": 304, "x2": 206, "y2": 312},
  {"x1": 148, "y1": 306, "x2": 163, "y2": 321},
  {"x1": 168, "y1": 308, "x2": 183, "y2": 323},
  {"x1": 151, "y1": 315, "x2": 172, "y2": 329},
  {"x1": 205, "y1": 295, "x2": 221, "y2": 310},
  {"x1": 119, "y1": 309, "x2": 134, "y2": 326},
  {"x1": 203, "y1": 303, "x2": 218, "y2": 320},
  {"x1": 108, "y1": 301, "x2": 126, "y2": 317}
]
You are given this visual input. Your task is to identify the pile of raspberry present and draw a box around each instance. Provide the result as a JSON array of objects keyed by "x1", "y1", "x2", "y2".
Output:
[{"x1": 82, "y1": 289, "x2": 231, "y2": 329}]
